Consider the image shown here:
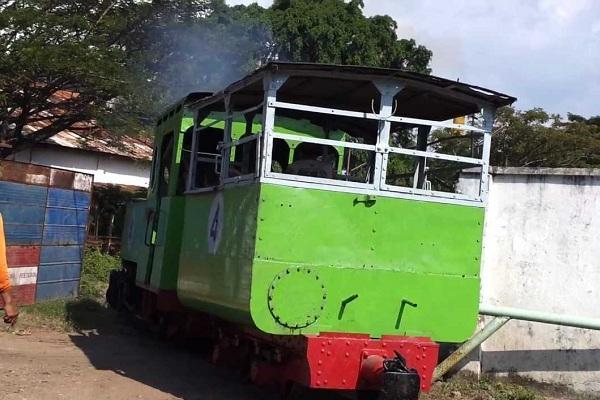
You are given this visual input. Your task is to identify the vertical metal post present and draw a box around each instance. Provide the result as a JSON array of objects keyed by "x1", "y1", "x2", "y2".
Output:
[
  {"x1": 244, "y1": 112, "x2": 256, "y2": 175},
  {"x1": 480, "y1": 106, "x2": 495, "y2": 202},
  {"x1": 260, "y1": 74, "x2": 288, "y2": 178},
  {"x1": 414, "y1": 126, "x2": 431, "y2": 189},
  {"x1": 187, "y1": 110, "x2": 200, "y2": 192},
  {"x1": 373, "y1": 81, "x2": 403, "y2": 190},
  {"x1": 222, "y1": 94, "x2": 233, "y2": 181}
]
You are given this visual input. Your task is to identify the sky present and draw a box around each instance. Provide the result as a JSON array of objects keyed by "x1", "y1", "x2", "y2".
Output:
[{"x1": 227, "y1": 0, "x2": 600, "y2": 117}]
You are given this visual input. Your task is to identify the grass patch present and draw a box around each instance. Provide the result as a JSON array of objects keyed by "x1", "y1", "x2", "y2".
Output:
[
  {"x1": 424, "y1": 374, "x2": 600, "y2": 400},
  {"x1": 424, "y1": 374, "x2": 543, "y2": 400},
  {"x1": 17, "y1": 247, "x2": 120, "y2": 332},
  {"x1": 80, "y1": 247, "x2": 121, "y2": 298}
]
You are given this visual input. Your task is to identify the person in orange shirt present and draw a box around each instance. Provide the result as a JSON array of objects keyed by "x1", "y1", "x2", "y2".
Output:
[{"x1": 0, "y1": 213, "x2": 19, "y2": 325}]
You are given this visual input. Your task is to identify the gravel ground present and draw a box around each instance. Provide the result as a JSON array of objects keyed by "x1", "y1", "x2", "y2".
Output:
[
  {"x1": 1, "y1": 327, "x2": 596, "y2": 400},
  {"x1": 0, "y1": 329, "x2": 275, "y2": 400}
]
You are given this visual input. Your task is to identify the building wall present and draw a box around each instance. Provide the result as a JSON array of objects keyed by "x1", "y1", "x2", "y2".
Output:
[
  {"x1": 10, "y1": 146, "x2": 150, "y2": 188},
  {"x1": 458, "y1": 169, "x2": 600, "y2": 392}
]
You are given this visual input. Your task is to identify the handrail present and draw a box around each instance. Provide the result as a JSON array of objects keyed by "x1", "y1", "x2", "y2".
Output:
[
  {"x1": 480, "y1": 304, "x2": 600, "y2": 330},
  {"x1": 433, "y1": 304, "x2": 600, "y2": 382}
]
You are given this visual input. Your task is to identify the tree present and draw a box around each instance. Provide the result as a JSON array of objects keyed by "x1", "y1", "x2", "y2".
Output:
[
  {"x1": 490, "y1": 107, "x2": 600, "y2": 168},
  {"x1": 0, "y1": 0, "x2": 160, "y2": 156},
  {"x1": 269, "y1": 0, "x2": 432, "y2": 73},
  {"x1": 1, "y1": 0, "x2": 433, "y2": 157}
]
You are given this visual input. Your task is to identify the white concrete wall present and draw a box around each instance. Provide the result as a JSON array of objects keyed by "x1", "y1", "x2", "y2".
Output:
[
  {"x1": 458, "y1": 169, "x2": 600, "y2": 392},
  {"x1": 10, "y1": 146, "x2": 150, "y2": 188}
]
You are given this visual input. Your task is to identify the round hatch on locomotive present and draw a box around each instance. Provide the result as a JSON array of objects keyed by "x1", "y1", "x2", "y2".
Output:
[{"x1": 268, "y1": 267, "x2": 327, "y2": 329}]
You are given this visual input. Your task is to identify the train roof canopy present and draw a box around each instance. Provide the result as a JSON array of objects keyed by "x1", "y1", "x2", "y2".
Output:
[{"x1": 188, "y1": 62, "x2": 516, "y2": 123}]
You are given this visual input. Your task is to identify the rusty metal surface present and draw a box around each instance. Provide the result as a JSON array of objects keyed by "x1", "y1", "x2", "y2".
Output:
[
  {"x1": 0, "y1": 159, "x2": 93, "y2": 192},
  {"x1": 0, "y1": 161, "x2": 50, "y2": 186},
  {"x1": 6, "y1": 246, "x2": 41, "y2": 267},
  {"x1": 23, "y1": 115, "x2": 152, "y2": 161},
  {"x1": 49, "y1": 168, "x2": 75, "y2": 190},
  {"x1": 45, "y1": 129, "x2": 153, "y2": 161},
  {"x1": 19, "y1": 90, "x2": 153, "y2": 161},
  {"x1": 260, "y1": 62, "x2": 517, "y2": 105}
]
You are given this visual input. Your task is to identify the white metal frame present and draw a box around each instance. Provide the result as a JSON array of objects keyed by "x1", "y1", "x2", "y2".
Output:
[
  {"x1": 185, "y1": 72, "x2": 496, "y2": 207},
  {"x1": 186, "y1": 98, "x2": 266, "y2": 194},
  {"x1": 220, "y1": 133, "x2": 261, "y2": 185},
  {"x1": 258, "y1": 74, "x2": 494, "y2": 207},
  {"x1": 186, "y1": 109, "x2": 229, "y2": 195}
]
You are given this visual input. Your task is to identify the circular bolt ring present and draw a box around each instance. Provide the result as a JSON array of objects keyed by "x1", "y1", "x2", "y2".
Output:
[{"x1": 267, "y1": 267, "x2": 326, "y2": 329}]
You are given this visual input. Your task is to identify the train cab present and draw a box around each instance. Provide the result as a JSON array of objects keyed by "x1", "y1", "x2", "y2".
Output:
[{"x1": 116, "y1": 62, "x2": 515, "y2": 399}]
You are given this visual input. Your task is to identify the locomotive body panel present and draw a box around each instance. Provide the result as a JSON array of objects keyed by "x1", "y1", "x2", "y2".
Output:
[
  {"x1": 177, "y1": 184, "x2": 260, "y2": 324},
  {"x1": 250, "y1": 183, "x2": 483, "y2": 342}
]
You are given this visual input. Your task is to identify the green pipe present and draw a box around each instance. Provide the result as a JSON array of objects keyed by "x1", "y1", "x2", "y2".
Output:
[
  {"x1": 434, "y1": 305, "x2": 600, "y2": 382},
  {"x1": 433, "y1": 316, "x2": 510, "y2": 381},
  {"x1": 479, "y1": 304, "x2": 600, "y2": 330}
]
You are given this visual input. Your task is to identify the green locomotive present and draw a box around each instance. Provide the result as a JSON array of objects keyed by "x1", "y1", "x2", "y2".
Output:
[{"x1": 109, "y1": 62, "x2": 515, "y2": 399}]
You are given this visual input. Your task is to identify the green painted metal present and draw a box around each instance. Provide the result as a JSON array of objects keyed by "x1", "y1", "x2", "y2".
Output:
[
  {"x1": 120, "y1": 199, "x2": 151, "y2": 271},
  {"x1": 121, "y1": 102, "x2": 193, "y2": 290},
  {"x1": 124, "y1": 102, "x2": 486, "y2": 344},
  {"x1": 175, "y1": 182, "x2": 484, "y2": 342},
  {"x1": 249, "y1": 184, "x2": 484, "y2": 342},
  {"x1": 177, "y1": 184, "x2": 259, "y2": 324}
]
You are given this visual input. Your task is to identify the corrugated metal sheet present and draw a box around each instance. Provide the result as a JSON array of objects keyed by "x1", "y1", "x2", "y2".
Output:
[
  {"x1": 22, "y1": 93, "x2": 153, "y2": 161},
  {"x1": 0, "y1": 180, "x2": 48, "y2": 206},
  {"x1": 45, "y1": 208, "x2": 88, "y2": 226},
  {"x1": 46, "y1": 130, "x2": 153, "y2": 161},
  {"x1": 38, "y1": 263, "x2": 80, "y2": 284},
  {"x1": 47, "y1": 188, "x2": 91, "y2": 209},
  {"x1": 4, "y1": 225, "x2": 44, "y2": 246},
  {"x1": 0, "y1": 203, "x2": 46, "y2": 225},
  {"x1": 42, "y1": 188, "x2": 90, "y2": 247},
  {"x1": 37, "y1": 245, "x2": 82, "y2": 301},
  {"x1": 42, "y1": 225, "x2": 87, "y2": 246},
  {"x1": 0, "y1": 160, "x2": 92, "y2": 305},
  {"x1": 40, "y1": 245, "x2": 83, "y2": 264},
  {"x1": 35, "y1": 281, "x2": 79, "y2": 302},
  {"x1": 0, "y1": 283, "x2": 36, "y2": 307},
  {"x1": 6, "y1": 246, "x2": 41, "y2": 267}
]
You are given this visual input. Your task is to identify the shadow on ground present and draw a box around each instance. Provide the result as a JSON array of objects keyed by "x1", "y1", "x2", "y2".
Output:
[{"x1": 65, "y1": 299, "x2": 278, "y2": 400}]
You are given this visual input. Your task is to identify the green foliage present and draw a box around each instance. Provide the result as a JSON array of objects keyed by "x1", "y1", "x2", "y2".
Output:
[
  {"x1": 0, "y1": 0, "x2": 159, "y2": 154},
  {"x1": 269, "y1": 0, "x2": 431, "y2": 72},
  {"x1": 478, "y1": 378, "x2": 540, "y2": 400},
  {"x1": 491, "y1": 107, "x2": 600, "y2": 168},
  {"x1": 1, "y1": 0, "x2": 432, "y2": 157},
  {"x1": 80, "y1": 247, "x2": 120, "y2": 298}
]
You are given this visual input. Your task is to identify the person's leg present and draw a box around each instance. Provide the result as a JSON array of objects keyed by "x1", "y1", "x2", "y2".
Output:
[{"x1": 0, "y1": 214, "x2": 18, "y2": 325}]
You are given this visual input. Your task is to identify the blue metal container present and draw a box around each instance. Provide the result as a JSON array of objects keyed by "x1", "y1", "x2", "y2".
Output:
[{"x1": 0, "y1": 160, "x2": 93, "y2": 303}]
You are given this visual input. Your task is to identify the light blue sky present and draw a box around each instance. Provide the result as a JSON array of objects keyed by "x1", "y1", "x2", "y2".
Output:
[{"x1": 228, "y1": 0, "x2": 600, "y2": 117}]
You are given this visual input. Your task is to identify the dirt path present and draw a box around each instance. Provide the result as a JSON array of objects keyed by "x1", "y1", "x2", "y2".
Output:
[
  {"x1": 1, "y1": 327, "x2": 592, "y2": 400},
  {"x1": 0, "y1": 329, "x2": 275, "y2": 400}
]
